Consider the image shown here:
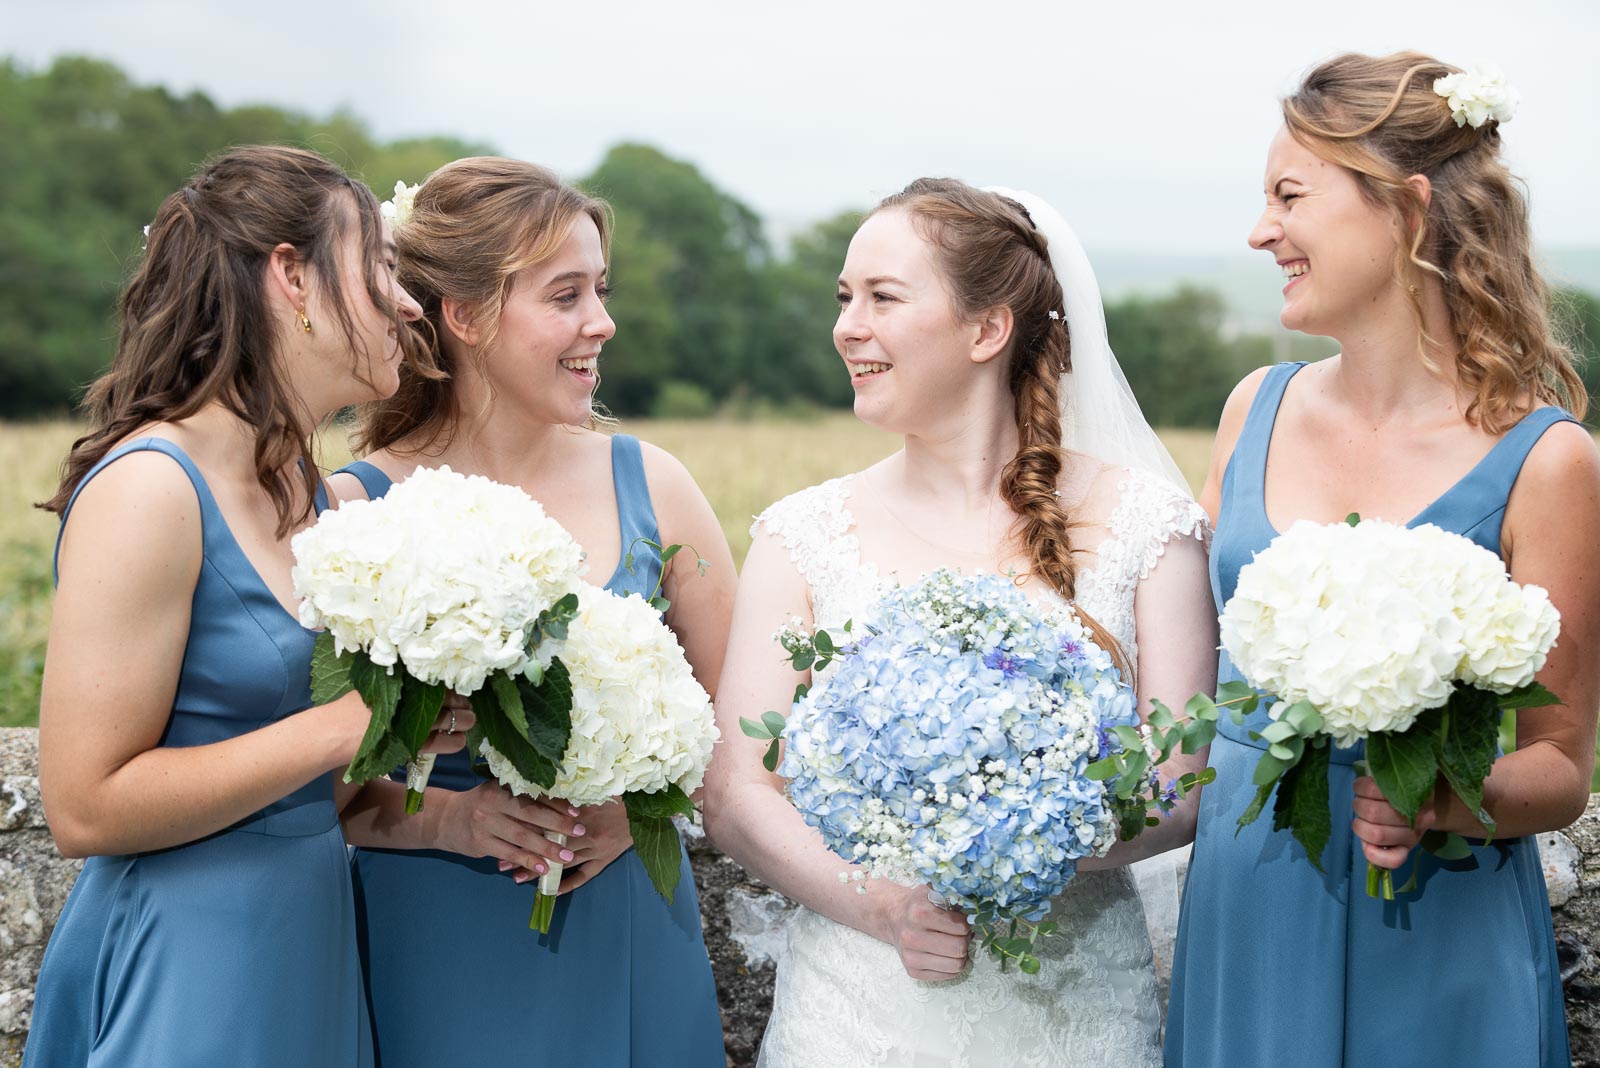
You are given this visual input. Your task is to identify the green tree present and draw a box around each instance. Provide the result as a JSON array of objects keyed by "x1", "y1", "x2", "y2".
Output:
[{"x1": 1106, "y1": 286, "x2": 1270, "y2": 427}]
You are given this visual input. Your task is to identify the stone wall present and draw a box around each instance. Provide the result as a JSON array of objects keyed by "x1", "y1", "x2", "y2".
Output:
[{"x1": 2, "y1": 725, "x2": 1597, "y2": 1068}]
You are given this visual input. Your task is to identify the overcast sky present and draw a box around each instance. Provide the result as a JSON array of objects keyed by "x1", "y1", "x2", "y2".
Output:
[{"x1": 14, "y1": 0, "x2": 1597, "y2": 256}]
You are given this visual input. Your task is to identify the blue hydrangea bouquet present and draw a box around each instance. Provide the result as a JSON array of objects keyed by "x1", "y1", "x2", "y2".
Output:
[{"x1": 741, "y1": 569, "x2": 1209, "y2": 974}]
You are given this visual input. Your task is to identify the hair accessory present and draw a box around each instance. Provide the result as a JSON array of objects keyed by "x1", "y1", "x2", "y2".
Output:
[
  {"x1": 1047, "y1": 310, "x2": 1063, "y2": 321},
  {"x1": 380, "y1": 180, "x2": 420, "y2": 228},
  {"x1": 1433, "y1": 65, "x2": 1518, "y2": 129},
  {"x1": 298, "y1": 308, "x2": 313, "y2": 333}
]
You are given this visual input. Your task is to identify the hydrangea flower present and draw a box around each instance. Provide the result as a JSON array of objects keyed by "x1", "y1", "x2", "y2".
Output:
[{"x1": 780, "y1": 569, "x2": 1138, "y2": 922}]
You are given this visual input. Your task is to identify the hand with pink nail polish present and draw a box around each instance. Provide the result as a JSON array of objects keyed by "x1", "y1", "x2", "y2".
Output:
[
  {"x1": 433, "y1": 781, "x2": 585, "y2": 878},
  {"x1": 554, "y1": 799, "x2": 634, "y2": 896}
]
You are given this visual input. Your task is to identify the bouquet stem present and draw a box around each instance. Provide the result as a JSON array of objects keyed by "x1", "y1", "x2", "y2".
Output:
[
  {"x1": 529, "y1": 831, "x2": 566, "y2": 932},
  {"x1": 404, "y1": 753, "x2": 437, "y2": 814}
]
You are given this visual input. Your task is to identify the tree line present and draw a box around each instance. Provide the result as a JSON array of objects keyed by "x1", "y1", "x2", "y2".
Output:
[{"x1": 2, "y1": 56, "x2": 1594, "y2": 427}]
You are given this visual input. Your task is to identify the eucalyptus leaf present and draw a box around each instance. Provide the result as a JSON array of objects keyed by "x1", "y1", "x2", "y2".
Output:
[
  {"x1": 761, "y1": 710, "x2": 788, "y2": 737},
  {"x1": 739, "y1": 716, "x2": 777, "y2": 740}
]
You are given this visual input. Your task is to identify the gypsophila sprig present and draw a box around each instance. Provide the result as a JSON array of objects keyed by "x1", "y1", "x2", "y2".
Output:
[
  {"x1": 292, "y1": 465, "x2": 585, "y2": 814},
  {"x1": 483, "y1": 583, "x2": 721, "y2": 931},
  {"x1": 742, "y1": 569, "x2": 1209, "y2": 974},
  {"x1": 1433, "y1": 65, "x2": 1519, "y2": 129}
]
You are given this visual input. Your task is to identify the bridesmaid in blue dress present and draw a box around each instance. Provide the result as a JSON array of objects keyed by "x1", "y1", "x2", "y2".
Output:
[
  {"x1": 23, "y1": 146, "x2": 459, "y2": 1066},
  {"x1": 1166, "y1": 54, "x2": 1600, "y2": 1067},
  {"x1": 331, "y1": 157, "x2": 733, "y2": 1066}
]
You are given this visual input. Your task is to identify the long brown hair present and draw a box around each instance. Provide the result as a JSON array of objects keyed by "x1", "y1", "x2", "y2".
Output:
[
  {"x1": 871, "y1": 178, "x2": 1128, "y2": 677},
  {"x1": 1284, "y1": 52, "x2": 1586, "y2": 431},
  {"x1": 357, "y1": 156, "x2": 613, "y2": 455},
  {"x1": 42, "y1": 144, "x2": 427, "y2": 534}
]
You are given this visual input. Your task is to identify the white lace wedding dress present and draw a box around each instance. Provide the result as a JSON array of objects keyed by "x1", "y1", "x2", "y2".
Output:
[{"x1": 752, "y1": 466, "x2": 1210, "y2": 1068}]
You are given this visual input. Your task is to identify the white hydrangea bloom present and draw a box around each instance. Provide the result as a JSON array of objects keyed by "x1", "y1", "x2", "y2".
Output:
[
  {"x1": 291, "y1": 465, "x2": 585, "y2": 694},
  {"x1": 1221, "y1": 519, "x2": 1558, "y2": 747},
  {"x1": 482, "y1": 584, "x2": 719, "y2": 804},
  {"x1": 1433, "y1": 65, "x2": 1519, "y2": 129}
]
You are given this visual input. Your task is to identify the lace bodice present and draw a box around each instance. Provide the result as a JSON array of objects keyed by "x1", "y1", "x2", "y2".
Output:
[{"x1": 749, "y1": 468, "x2": 1210, "y2": 1068}]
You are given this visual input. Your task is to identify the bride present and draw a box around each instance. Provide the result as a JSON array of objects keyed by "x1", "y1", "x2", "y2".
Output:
[{"x1": 705, "y1": 178, "x2": 1219, "y2": 1066}]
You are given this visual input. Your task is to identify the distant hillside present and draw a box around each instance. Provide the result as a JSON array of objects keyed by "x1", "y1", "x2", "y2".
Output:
[{"x1": 1090, "y1": 246, "x2": 1600, "y2": 330}]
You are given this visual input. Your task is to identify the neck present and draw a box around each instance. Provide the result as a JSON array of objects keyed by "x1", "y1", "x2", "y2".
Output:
[
  {"x1": 442, "y1": 375, "x2": 571, "y2": 483},
  {"x1": 897, "y1": 402, "x2": 1021, "y2": 512},
  {"x1": 1326, "y1": 280, "x2": 1462, "y2": 423}
]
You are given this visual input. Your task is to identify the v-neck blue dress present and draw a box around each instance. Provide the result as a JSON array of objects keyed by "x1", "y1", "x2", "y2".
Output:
[
  {"x1": 1165, "y1": 363, "x2": 1572, "y2": 1067},
  {"x1": 345, "y1": 434, "x2": 725, "y2": 1067},
  {"x1": 25, "y1": 438, "x2": 371, "y2": 1067}
]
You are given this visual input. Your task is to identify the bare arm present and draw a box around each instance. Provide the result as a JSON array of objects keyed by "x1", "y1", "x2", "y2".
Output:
[
  {"x1": 704, "y1": 527, "x2": 969, "y2": 979},
  {"x1": 39, "y1": 454, "x2": 371, "y2": 858},
  {"x1": 1082, "y1": 525, "x2": 1218, "y2": 868}
]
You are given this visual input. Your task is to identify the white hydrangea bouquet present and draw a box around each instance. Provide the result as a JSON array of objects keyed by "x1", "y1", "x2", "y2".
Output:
[
  {"x1": 292, "y1": 466, "x2": 585, "y2": 814},
  {"x1": 485, "y1": 583, "x2": 720, "y2": 932},
  {"x1": 742, "y1": 569, "x2": 1210, "y2": 973},
  {"x1": 1129, "y1": 516, "x2": 1560, "y2": 899}
]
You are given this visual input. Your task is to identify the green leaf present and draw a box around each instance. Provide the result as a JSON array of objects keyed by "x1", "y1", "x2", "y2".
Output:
[
  {"x1": 1421, "y1": 829, "x2": 1475, "y2": 861},
  {"x1": 761, "y1": 710, "x2": 788, "y2": 737},
  {"x1": 1237, "y1": 781, "x2": 1275, "y2": 830},
  {"x1": 1181, "y1": 718, "x2": 1218, "y2": 755},
  {"x1": 310, "y1": 631, "x2": 356, "y2": 705},
  {"x1": 650, "y1": 596, "x2": 671, "y2": 614},
  {"x1": 518, "y1": 658, "x2": 573, "y2": 766},
  {"x1": 1273, "y1": 742, "x2": 1332, "y2": 872},
  {"x1": 1112, "y1": 725, "x2": 1143, "y2": 750},
  {"x1": 625, "y1": 805, "x2": 684, "y2": 904},
  {"x1": 1259, "y1": 720, "x2": 1299, "y2": 745},
  {"x1": 1250, "y1": 751, "x2": 1288, "y2": 787},
  {"x1": 1148, "y1": 702, "x2": 1175, "y2": 729},
  {"x1": 813, "y1": 629, "x2": 835, "y2": 655},
  {"x1": 762, "y1": 740, "x2": 780, "y2": 773},
  {"x1": 1215, "y1": 679, "x2": 1256, "y2": 707},
  {"x1": 342, "y1": 729, "x2": 412, "y2": 785},
  {"x1": 349, "y1": 654, "x2": 402, "y2": 729},
  {"x1": 1018, "y1": 955, "x2": 1041, "y2": 975},
  {"x1": 472, "y1": 686, "x2": 557, "y2": 789},
  {"x1": 1497, "y1": 682, "x2": 1560, "y2": 711},
  {"x1": 658, "y1": 543, "x2": 684, "y2": 564},
  {"x1": 491, "y1": 672, "x2": 525, "y2": 732},
  {"x1": 1345, "y1": 512, "x2": 1361, "y2": 527},
  {"x1": 1085, "y1": 755, "x2": 1119, "y2": 781},
  {"x1": 1280, "y1": 701, "x2": 1325, "y2": 736},
  {"x1": 739, "y1": 716, "x2": 777, "y2": 740},
  {"x1": 1366, "y1": 723, "x2": 1440, "y2": 825},
  {"x1": 1436, "y1": 687, "x2": 1500, "y2": 834},
  {"x1": 792, "y1": 683, "x2": 808, "y2": 705},
  {"x1": 624, "y1": 783, "x2": 695, "y2": 821},
  {"x1": 392, "y1": 678, "x2": 446, "y2": 756}
]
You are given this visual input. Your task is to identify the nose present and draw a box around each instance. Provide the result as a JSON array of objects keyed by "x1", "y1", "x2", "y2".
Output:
[
  {"x1": 833, "y1": 297, "x2": 869, "y2": 351},
  {"x1": 586, "y1": 294, "x2": 617, "y2": 344},
  {"x1": 1248, "y1": 206, "x2": 1281, "y2": 252},
  {"x1": 393, "y1": 280, "x2": 424, "y2": 322}
]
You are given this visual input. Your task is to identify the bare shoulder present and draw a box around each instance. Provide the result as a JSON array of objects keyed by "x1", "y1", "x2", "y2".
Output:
[
  {"x1": 1217, "y1": 365, "x2": 1277, "y2": 445},
  {"x1": 56, "y1": 444, "x2": 202, "y2": 584},
  {"x1": 1510, "y1": 416, "x2": 1600, "y2": 506}
]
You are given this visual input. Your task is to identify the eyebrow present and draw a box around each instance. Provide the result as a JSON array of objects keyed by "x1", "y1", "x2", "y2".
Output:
[
  {"x1": 838, "y1": 274, "x2": 909, "y2": 288},
  {"x1": 543, "y1": 270, "x2": 603, "y2": 287},
  {"x1": 382, "y1": 240, "x2": 398, "y2": 256},
  {"x1": 1271, "y1": 177, "x2": 1304, "y2": 196}
]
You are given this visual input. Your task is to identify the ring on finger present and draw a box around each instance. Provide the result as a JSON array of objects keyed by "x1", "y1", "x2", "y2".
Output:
[{"x1": 446, "y1": 708, "x2": 458, "y2": 735}]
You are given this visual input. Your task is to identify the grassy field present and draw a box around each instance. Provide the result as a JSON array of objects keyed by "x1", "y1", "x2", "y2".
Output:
[{"x1": 5, "y1": 417, "x2": 1595, "y2": 793}]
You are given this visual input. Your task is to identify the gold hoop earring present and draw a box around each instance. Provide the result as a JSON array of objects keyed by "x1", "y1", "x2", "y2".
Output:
[{"x1": 298, "y1": 308, "x2": 313, "y2": 333}]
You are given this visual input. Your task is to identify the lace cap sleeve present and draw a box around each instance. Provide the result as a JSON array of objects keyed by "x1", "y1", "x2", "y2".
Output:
[
  {"x1": 1107, "y1": 468, "x2": 1212, "y2": 583},
  {"x1": 750, "y1": 476, "x2": 860, "y2": 592}
]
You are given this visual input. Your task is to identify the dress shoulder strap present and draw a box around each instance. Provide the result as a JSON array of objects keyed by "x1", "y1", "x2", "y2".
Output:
[
  {"x1": 609, "y1": 434, "x2": 660, "y2": 547},
  {"x1": 54, "y1": 437, "x2": 218, "y2": 580},
  {"x1": 334, "y1": 459, "x2": 396, "y2": 501}
]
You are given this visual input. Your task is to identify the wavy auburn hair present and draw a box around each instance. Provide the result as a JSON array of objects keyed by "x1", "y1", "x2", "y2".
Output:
[
  {"x1": 871, "y1": 178, "x2": 1128, "y2": 678},
  {"x1": 42, "y1": 144, "x2": 429, "y2": 534},
  {"x1": 356, "y1": 156, "x2": 614, "y2": 455},
  {"x1": 1284, "y1": 51, "x2": 1585, "y2": 431}
]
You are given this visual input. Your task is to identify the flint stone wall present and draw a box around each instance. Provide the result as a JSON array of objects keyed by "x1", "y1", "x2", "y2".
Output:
[{"x1": 1, "y1": 726, "x2": 1596, "y2": 1068}]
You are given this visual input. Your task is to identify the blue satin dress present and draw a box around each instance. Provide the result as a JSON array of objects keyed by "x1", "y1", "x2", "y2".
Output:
[
  {"x1": 1165, "y1": 363, "x2": 1572, "y2": 1066},
  {"x1": 345, "y1": 434, "x2": 725, "y2": 1068},
  {"x1": 25, "y1": 438, "x2": 371, "y2": 1067}
]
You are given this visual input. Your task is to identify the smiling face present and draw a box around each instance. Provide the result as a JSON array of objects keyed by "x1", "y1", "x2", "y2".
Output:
[
  {"x1": 481, "y1": 214, "x2": 616, "y2": 427},
  {"x1": 1249, "y1": 125, "x2": 1404, "y2": 338},
  {"x1": 834, "y1": 208, "x2": 984, "y2": 433}
]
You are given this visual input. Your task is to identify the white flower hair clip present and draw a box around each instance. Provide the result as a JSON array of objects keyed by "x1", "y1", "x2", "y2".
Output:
[
  {"x1": 1433, "y1": 65, "x2": 1519, "y2": 129},
  {"x1": 1047, "y1": 309, "x2": 1063, "y2": 321},
  {"x1": 380, "y1": 180, "x2": 420, "y2": 228}
]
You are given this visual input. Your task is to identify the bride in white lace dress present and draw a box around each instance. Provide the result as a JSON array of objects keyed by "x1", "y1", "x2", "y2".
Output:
[{"x1": 705, "y1": 179, "x2": 1218, "y2": 1068}]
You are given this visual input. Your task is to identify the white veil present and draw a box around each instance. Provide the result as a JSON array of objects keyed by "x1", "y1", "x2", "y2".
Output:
[
  {"x1": 983, "y1": 186, "x2": 1191, "y2": 496},
  {"x1": 984, "y1": 185, "x2": 1191, "y2": 973}
]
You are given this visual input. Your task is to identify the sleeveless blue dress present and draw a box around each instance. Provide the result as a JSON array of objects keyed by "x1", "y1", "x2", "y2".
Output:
[
  {"x1": 1165, "y1": 363, "x2": 1572, "y2": 1067},
  {"x1": 25, "y1": 438, "x2": 371, "y2": 1067},
  {"x1": 345, "y1": 434, "x2": 725, "y2": 1068}
]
